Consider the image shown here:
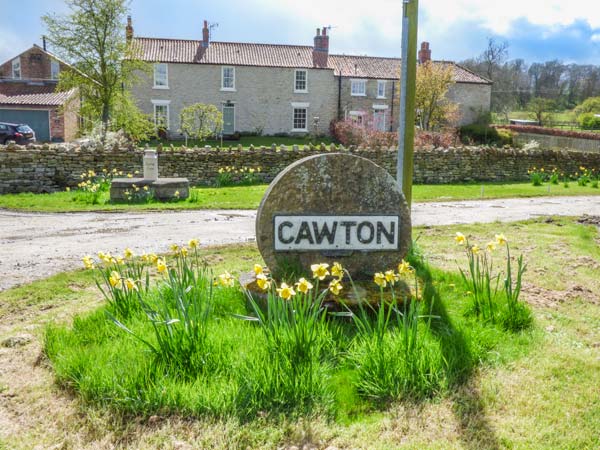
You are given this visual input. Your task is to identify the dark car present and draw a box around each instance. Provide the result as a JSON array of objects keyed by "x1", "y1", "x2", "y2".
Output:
[{"x1": 0, "y1": 122, "x2": 36, "y2": 144}]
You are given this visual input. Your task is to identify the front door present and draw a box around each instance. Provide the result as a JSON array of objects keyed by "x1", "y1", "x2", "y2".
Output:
[{"x1": 223, "y1": 104, "x2": 235, "y2": 135}]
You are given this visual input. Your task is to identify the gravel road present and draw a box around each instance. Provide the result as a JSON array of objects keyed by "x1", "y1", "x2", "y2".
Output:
[{"x1": 1, "y1": 195, "x2": 599, "y2": 291}]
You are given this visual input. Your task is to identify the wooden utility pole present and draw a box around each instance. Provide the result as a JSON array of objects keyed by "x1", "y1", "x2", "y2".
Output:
[{"x1": 396, "y1": 0, "x2": 419, "y2": 206}]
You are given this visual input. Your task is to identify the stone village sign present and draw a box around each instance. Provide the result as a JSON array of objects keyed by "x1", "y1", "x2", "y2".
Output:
[{"x1": 256, "y1": 153, "x2": 412, "y2": 279}]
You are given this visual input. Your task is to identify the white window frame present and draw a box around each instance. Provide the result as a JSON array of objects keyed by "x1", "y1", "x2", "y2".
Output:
[
  {"x1": 377, "y1": 80, "x2": 386, "y2": 99},
  {"x1": 11, "y1": 58, "x2": 21, "y2": 79},
  {"x1": 291, "y1": 102, "x2": 309, "y2": 132},
  {"x1": 50, "y1": 60, "x2": 60, "y2": 80},
  {"x1": 348, "y1": 110, "x2": 366, "y2": 126},
  {"x1": 153, "y1": 63, "x2": 169, "y2": 89},
  {"x1": 372, "y1": 109, "x2": 387, "y2": 131},
  {"x1": 221, "y1": 66, "x2": 236, "y2": 91},
  {"x1": 294, "y1": 69, "x2": 308, "y2": 93},
  {"x1": 151, "y1": 99, "x2": 171, "y2": 130},
  {"x1": 351, "y1": 79, "x2": 366, "y2": 96}
]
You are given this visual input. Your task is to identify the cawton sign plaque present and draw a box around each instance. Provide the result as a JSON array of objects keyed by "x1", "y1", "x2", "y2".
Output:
[{"x1": 255, "y1": 153, "x2": 411, "y2": 279}]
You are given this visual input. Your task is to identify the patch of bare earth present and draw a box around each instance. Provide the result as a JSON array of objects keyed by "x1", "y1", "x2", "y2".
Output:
[{"x1": 522, "y1": 282, "x2": 599, "y2": 308}]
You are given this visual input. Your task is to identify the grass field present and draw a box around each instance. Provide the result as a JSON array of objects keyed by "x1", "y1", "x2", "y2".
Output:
[
  {"x1": 1, "y1": 181, "x2": 600, "y2": 212},
  {"x1": 1, "y1": 217, "x2": 599, "y2": 448}
]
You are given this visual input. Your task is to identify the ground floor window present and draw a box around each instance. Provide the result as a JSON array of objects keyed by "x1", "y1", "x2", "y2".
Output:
[
  {"x1": 153, "y1": 102, "x2": 170, "y2": 130},
  {"x1": 373, "y1": 110, "x2": 387, "y2": 131},
  {"x1": 349, "y1": 111, "x2": 365, "y2": 126},
  {"x1": 293, "y1": 107, "x2": 307, "y2": 131}
]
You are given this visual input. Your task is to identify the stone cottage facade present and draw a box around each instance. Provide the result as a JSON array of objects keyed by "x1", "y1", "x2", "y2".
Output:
[{"x1": 129, "y1": 19, "x2": 491, "y2": 137}]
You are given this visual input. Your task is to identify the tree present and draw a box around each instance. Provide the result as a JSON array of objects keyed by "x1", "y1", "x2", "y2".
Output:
[
  {"x1": 179, "y1": 103, "x2": 224, "y2": 145},
  {"x1": 415, "y1": 61, "x2": 459, "y2": 131},
  {"x1": 480, "y1": 38, "x2": 509, "y2": 81},
  {"x1": 527, "y1": 97, "x2": 556, "y2": 126},
  {"x1": 43, "y1": 0, "x2": 146, "y2": 139}
]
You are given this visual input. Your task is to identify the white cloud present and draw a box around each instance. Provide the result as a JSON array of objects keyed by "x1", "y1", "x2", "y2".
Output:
[{"x1": 592, "y1": 34, "x2": 600, "y2": 43}]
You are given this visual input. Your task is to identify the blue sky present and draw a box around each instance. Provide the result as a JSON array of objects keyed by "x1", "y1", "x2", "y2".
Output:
[{"x1": 1, "y1": 0, "x2": 599, "y2": 65}]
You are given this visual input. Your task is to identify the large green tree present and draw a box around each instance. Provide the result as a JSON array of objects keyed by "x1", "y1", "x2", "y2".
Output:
[{"x1": 43, "y1": 0, "x2": 149, "y2": 140}]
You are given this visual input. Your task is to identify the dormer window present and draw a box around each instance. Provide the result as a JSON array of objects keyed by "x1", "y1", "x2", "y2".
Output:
[
  {"x1": 11, "y1": 58, "x2": 21, "y2": 79},
  {"x1": 294, "y1": 69, "x2": 308, "y2": 93},
  {"x1": 51, "y1": 60, "x2": 60, "y2": 80},
  {"x1": 153, "y1": 63, "x2": 168, "y2": 89}
]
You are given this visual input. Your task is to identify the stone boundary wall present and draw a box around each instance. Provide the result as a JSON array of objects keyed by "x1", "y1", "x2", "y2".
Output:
[
  {"x1": 513, "y1": 132, "x2": 600, "y2": 153},
  {"x1": 2, "y1": 143, "x2": 600, "y2": 194}
]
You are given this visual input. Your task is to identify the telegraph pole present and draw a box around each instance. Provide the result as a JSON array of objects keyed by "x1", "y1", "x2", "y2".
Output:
[{"x1": 396, "y1": 0, "x2": 419, "y2": 206}]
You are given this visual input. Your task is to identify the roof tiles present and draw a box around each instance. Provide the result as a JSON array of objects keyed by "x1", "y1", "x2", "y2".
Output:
[
  {"x1": 133, "y1": 38, "x2": 491, "y2": 84},
  {"x1": 0, "y1": 89, "x2": 77, "y2": 106}
]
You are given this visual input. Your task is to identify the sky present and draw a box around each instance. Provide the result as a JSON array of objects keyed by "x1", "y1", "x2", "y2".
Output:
[{"x1": 1, "y1": 0, "x2": 600, "y2": 65}]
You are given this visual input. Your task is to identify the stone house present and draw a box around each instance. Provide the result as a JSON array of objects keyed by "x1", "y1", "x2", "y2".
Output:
[
  {"x1": 129, "y1": 19, "x2": 491, "y2": 137},
  {"x1": 0, "y1": 43, "x2": 79, "y2": 142}
]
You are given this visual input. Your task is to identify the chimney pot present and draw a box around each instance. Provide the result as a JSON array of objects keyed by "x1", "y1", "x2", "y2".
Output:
[
  {"x1": 418, "y1": 41, "x2": 431, "y2": 64},
  {"x1": 202, "y1": 20, "x2": 210, "y2": 48},
  {"x1": 125, "y1": 15, "x2": 133, "y2": 42}
]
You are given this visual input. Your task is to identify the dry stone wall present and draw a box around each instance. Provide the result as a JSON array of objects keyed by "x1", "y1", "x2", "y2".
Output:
[{"x1": 1, "y1": 143, "x2": 600, "y2": 194}]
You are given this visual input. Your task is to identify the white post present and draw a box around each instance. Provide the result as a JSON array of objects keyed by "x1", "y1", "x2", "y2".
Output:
[{"x1": 143, "y1": 149, "x2": 159, "y2": 180}]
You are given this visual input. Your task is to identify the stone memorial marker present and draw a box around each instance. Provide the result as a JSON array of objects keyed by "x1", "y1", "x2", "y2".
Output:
[
  {"x1": 256, "y1": 153, "x2": 411, "y2": 279},
  {"x1": 110, "y1": 149, "x2": 190, "y2": 202}
]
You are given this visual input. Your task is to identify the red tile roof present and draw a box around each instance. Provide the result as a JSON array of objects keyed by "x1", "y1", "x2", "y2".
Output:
[
  {"x1": 0, "y1": 89, "x2": 77, "y2": 106},
  {"x1": 133, "y1": 38, "x2": 491, "y2": 84}
]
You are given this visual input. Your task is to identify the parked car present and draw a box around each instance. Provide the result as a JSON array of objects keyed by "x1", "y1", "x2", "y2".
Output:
[{"x1": 0, "y1": 122, "x2": 36, "y2": 144}]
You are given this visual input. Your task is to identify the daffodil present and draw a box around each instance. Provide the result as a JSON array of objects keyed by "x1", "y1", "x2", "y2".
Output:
[
  {"x1": 253, "y1": 264, "x2": 264, "y2": 275},
  {"x1": 125, "y1": 278, "x2": 138, "y2": 291},
  {"x1": 109, "y1": 271, "x2": 122, "y2": 289},
  {"x1": 170, "y1": 244, "x2": 180, "y2": 253},
  {"x1": 180, "y1": 246, "x2": 188, "y2": 257},
  {"x1": 331, "y1": 262, "x2": 344, "y2": 279},
  {"x1": 149, "y1": 253, "x2": 159, "y2": 264},
  {"x1": 486, "y1": 241, "x2": 496, "y2": 252},
  {"x1": 384, "y1": 270, "x2": 398, "y2": 285},
  {"x1": 256, "y1": 273, "x2": 271, "y2": 290},
  {"x1": 374, "y1": 272, "x2": 387, "y2": 288},
  {"x1": 329, "y1": 279, "x2": 343, "y2": 295},
  {"x1": 311, "y1": 263, "x2": 330, "y2": 280},
  {"x1": 156, "y1": 259, "x2": 167, "y2": 274},
  {"x1": 127, "y1": 173, "x2": 133, "y2": 178},
  {"x1": 277, "y1": 282, "x2": 296, "y2": 300},
  {"x1": 455, "y1": 232, "x2": 466, "y2": 244},
  {"x1": 397, "y1": 260, "x2": 413, "y2": 274},
  {"x1": 188, "y1": 238, "x2": 199, "y2": 249},
  {"x1": 218, "y1": 271, "x2": 235, "y2": 287},
  {"x1": 495, "y1": 234, "x2": 507, "y2": 245},
  {"x1": 295, "y1": 277, "x2": 313, "y2": 294},
  {"x1": 82, "y1": 256, "x2": 94, "y2": 270},
  {"x1": 471, "y1": 245, "x2": 480, "y2": 255},
  {"x1": 124, "y1": 248, "x2": 134, "y2": 259}
]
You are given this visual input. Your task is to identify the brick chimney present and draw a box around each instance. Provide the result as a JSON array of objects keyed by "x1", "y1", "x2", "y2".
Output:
[
  {"x1": 126, "y1": 16, "x2": 133, "y2": 42},
  {"x1": 313, "y1": 27, "x2": 329, "y2": 67},
  {"x1": 202, "y1": 20, "x2": 210, "y2": 48},
  {"x1": 418, "y1": 41, "x2": 431, "y2": 64}
]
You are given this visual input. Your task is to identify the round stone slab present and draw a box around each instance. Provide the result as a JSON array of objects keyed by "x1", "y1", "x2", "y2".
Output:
[{"x1": 256, "y1": 153, "x2": 411, "y2": 279}]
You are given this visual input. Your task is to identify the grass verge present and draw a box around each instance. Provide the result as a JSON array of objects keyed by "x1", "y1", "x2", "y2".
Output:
[{"x1": 1, "y1": 181, "x2": 600, "y2": 212}]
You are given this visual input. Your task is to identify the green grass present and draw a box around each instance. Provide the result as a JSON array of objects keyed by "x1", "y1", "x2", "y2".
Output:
[
  {"x1": 2, "y1": 181, "x2": 600, "y2": 212},
  {"x1": 144, "y1": 135, "x2": 334, "y2": 149},
  {"x1": 2, "y1": 218, "x2": 600, "y2": 448}
]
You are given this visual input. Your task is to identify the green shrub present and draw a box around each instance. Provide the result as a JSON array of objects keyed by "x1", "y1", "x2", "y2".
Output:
[
  {"x1": 578, "y1": 113, "x2": 600, "y2": 130},
  {"x1": 459, "y1": 125, "x2": 512, "y2": 146}
]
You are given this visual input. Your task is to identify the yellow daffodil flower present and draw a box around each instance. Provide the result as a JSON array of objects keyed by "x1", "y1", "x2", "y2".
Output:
[
  {"x1": 277, "y1": 282, "x2": 296, "y2": 300},
  {"x1": 471, "y1": 245, "x2": 480, "y2": 255},
  {"x1": 374, "y1": 272, "x2": 387, "y2": 288},
  {"x1": 253, "y1": 264, "x2": 264, "y2": 275},
  {"x1": 495, "y1": 234, "x2": 507, "y2": 245},
  {"x1": 156, "y1": 259, "x2": 167, "y2": 274},
  {"x1": 109, "y1": 271, "x2": 122, "y2": 289},
  {"x1": 125, "y1": 278, "x2": 138, "y2": 291},
  {"x1": 82, "y1": 256, "x2": 94, "y2": 270},
  {"x1": 331, "y1": 262, "x2": 344, "y2": 279},
  {"x1": 384, "y1": 270, "x2": 398, "y2": 285},
  {"x1": 188, "y1": 239, "x2": 199, "y2": 249},
  {"x1": 295, "y1": 277, "x2": 314, "y2": 294},
  {"x1": 329, "y1": 279, "x2": 343, "y2": 295},
  {"x1": 124, "y1": 248, "x2": 134, "y2": 259},
  {"x1": 486, "y1": 241, "x2": 496, "y2": 252},
  {"x1": 170, "y1": 244, "x2": 180, "y2": 253},
  {"x1": 398, "y1": 260, "x2": 413, "y2": 274},
  {"x1": 149, "y1": 253, "x2": 159, "y2": 264},
  {"x1": 256, "y1": 273, "x2": 271, "y2": 291},
  {"x1": 455, "y1": 232, "x2": 466, "y2": 244},
  {"x1": 65, "y1": 187, "x2": 70, "y2": 192},
  {"x1": 311, "y1": 263, "x2": 330, "y2": 280},
  {"x1": 180, "y1": 246, "x2": 188, "y2": 257},
  {"x1": 127, "y1": 173, "x2": 133, "y2": 178},
  {"x1": 218, "y1": 271, "x2": 235, "y2": 287}
]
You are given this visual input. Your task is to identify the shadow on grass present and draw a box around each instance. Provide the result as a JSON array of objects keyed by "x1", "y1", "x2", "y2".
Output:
[{"x1": 414, "y1": 254, "x2": 501, "y2": 450}]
